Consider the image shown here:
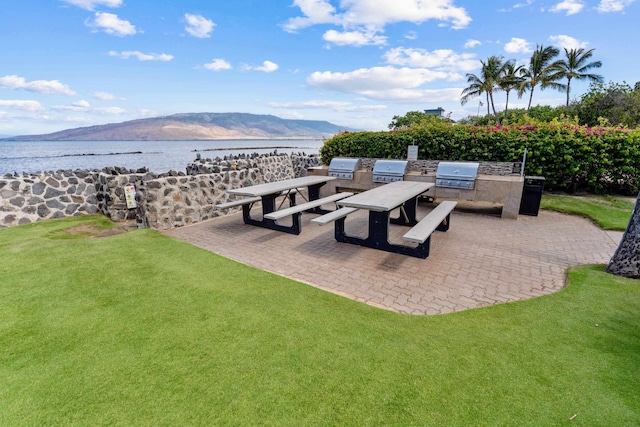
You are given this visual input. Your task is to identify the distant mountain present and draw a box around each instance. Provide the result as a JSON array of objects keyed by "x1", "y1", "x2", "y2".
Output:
[{"x1": 2, "y1": 113, "x2": 356, "y2": 141}]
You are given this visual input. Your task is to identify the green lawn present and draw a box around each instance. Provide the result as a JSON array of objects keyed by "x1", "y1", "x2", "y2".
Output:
[
  {"x1": 1, "y1": 215, "x2": 639, "y2": 426},
  {"x1": 541, "y1": 194, "x2": 634, "y2": 231}
]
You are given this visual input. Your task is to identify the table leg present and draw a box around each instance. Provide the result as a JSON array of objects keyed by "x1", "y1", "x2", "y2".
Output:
[
  {"x1": 390, "y1": 196, "x2": 419, "y2": 226},
  {"x1": 241, "y1": 193, "x2": 302, "y2": 235},
  {"x1": 306, "y1": 182, "x2": 332, "y2": 214},
  {"x1": 334, "y1": 209, "x2": 429, "y2": 258}
]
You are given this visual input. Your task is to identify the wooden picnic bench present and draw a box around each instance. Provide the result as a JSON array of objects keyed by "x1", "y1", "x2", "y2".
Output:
[
  {"x1": 214, "y1": 196, "x2": 262, "y2": 210},
  {"x1": 214, "y1": 189, "x2": 301, "y2": 211},
  {"x1": 264, "y1": 192, "x2": 353, "y2": 221},
  {"x1": 402, "y1": 201, "x2": 457, "y2": 257},
  {"x1": 311, "y1": 207, "x2": 359, "y2": 226}
]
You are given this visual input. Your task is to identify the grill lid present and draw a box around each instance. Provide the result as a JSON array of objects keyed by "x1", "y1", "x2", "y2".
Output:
[
  {"x1": 436, "y1": 161, "x2": 479, "y2": 179},
  {"x1": 436, "y1": 161, "x2": 479, "y2": 189},
  {"x1": 328, "y1": 157, "x2": 361, "y2": 172},
  {"x1": 328, "y1": 157, "x2": 362, "y2": 179},
  {"x1": 372, "y1": 159, "x2": 408, "y2": 183}
]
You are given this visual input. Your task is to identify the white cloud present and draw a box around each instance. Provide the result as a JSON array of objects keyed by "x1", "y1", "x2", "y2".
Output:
[
  {"x1": 550, "y1": 0, "x2": 584, "y2": 15},
  {"x1": 0, "y1": 100, "x2": 44, "y2": 111},
  {"x1": 243, "y1": 60, "x2": 279, "y2": 72},
  {"x1": 54, "y1": 101, "x2": 127, "y2": 114},
  {"x1": 184, "y1": 13, "x2": 215, "y2": 38},
  {"x1": 504, "y1": 37, "x2": 533, "y2": 53},
  {"x1": 109, "y1": 51, "x2": 173, "y2": 61},
  {"x1": 87, "y1": 12, "x2": 136, "y2": 36},
  {"x1": 60, "y1": 0, "x2": 122, "y2": 10},
  {"x1": 405, "y1": 31, "x2": 418, "y2": 40},
  {"x1": 285, "y1": 0, "x2": 471, "y2": 31},
  {"x1": 283, "y1": 0, "x2": 339, "y2": 31},
  {"x1": 74, "y1": 100, "x2": 91, "y2": 108},
  {"x1": 464, "y1": 39, "x2": 481, "y2": 48},
  {"x1": 322, "y1": 29, "x2": 387, "y2": 46},
  {"x1": 597, "y1": 0, "x2": 636, "y2": 12},
  {"x1": 384, "y1": 48, "x2": 478, "y2": 73},
  {"x1": 0, "y1": 75, "x2": 76, "y2": 96},
  {"x1": 549, "y1": 35, "x2": 587, "y2": 50},
  {"x1": 269, "y1": 100, "x2": 387, "y2": 112},
  {"x1": 513, "y1": 0, "x2": 534, "y2": 8},
  {"x1": 307, "y1": 66, "x2": 455, "y2": 102},
  {"x1": 93, "y1": 91, "x2": 118, "y2": 100},
  {"x1": 204, "y1": 58, "x2": 232, "y2": 71},
  {"x1": 283, "y1": 0, "x2": 471, "y2": 47},
  {"x1": 98, "y1": 107, "x2": 127, "y2": 115},
  {"x1": 359, "y1": 87, "x2": 462, "y2": 102}
]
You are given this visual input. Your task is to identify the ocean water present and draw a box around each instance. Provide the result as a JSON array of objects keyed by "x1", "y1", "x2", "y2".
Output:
[{"x1": 0, "y1": 139, "x2": 323, "y2": 175}]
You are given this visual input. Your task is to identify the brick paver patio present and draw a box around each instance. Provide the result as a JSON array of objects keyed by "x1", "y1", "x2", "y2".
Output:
[{"x1": 165, "y1": 204, "x2": 622, "y2": 315}]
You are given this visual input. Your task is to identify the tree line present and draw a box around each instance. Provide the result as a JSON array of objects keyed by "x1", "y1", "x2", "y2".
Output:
[{"x1": 460, "y1": 45, "x2": 603, "y2": 121}]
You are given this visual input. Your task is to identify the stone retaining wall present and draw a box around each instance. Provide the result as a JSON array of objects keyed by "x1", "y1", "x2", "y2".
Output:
[
  {"x1": 0, "y1": 170, "x2": 101, "y2": 228},
  {"x1": 0, "y1": 153, "x2": 319, "y2": 230}
]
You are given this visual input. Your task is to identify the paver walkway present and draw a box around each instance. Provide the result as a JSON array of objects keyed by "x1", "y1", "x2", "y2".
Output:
[{"x1": 165, "y1": 204, "x2": 622, "y2": 315}]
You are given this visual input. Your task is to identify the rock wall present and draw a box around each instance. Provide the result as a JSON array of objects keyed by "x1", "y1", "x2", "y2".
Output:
[
  {"x1": 0, "y1": 170, "x2": 100, "y2": 228},
  {"x1": 0, "y1": 153, "x2": 320, "y2": 230}
]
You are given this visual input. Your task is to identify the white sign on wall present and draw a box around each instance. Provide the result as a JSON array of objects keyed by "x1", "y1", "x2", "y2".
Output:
[
  {"x1": 124, "y1": 185, "x2": 137, "y2": 209},
  {"x1": 407, "y1": 145, "x2": 419, "y2": 161}
]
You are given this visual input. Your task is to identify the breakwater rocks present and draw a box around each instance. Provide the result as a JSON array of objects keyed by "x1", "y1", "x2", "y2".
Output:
[{"x1": 1, "y1": 153, "x2": 320, "y2": 230}]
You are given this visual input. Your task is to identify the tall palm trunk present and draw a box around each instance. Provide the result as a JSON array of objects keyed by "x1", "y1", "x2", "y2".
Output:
[
  {"x1": 486, "y1": 93, "x2": 490, "y2": 115},
  {"x1": 488, "y1": 91, "x2": 499, "y2": 121},
  {"x1": 565, "y1": 77, "x2": 572, "y2": 107},
  {"x1": 527, "y1": 86, "x2": 535, "y2": 111}
]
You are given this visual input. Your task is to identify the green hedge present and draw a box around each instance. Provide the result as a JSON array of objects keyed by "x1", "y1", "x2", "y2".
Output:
[{"x1": 320, "y1": 124, "x2": 640, "y2": 194}]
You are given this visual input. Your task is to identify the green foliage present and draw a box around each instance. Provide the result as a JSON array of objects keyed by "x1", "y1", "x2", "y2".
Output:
[
  {"x1": 388, "y1": 110, "x2": 451, "y2": 130},
  {"x1": 460, "y1": 106, "x2": 574, "y2": 126},
  {"x1": 320, "y1": 123, "x2": 640, "y2": 194},
  {"x1": 568, "y1": 81, "x2": 640, "y2": 127}
]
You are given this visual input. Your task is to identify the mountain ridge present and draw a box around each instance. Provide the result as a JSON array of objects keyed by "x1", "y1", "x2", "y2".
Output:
[{"x1": 2, "y1": 112, "x2": 355, "y2": 141}]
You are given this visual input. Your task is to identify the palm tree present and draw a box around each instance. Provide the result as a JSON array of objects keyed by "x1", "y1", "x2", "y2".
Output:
[
  {"x1": 519, "y1": 45, "x2": 565, "y2": 111},
  {"x1": 498, "y1": 60, "x2": 525, "y2": 115},
  {"x1": 461, "y1": 56, "x2": 504, "y2": 120},
  {"x1": 555, "y1": 48, "x2": 603, "y2": 107}
]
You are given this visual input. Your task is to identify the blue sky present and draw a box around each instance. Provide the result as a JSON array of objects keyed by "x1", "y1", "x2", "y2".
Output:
[{"x1": 0, "y1": 0, "x2": 637, "y2": 135}]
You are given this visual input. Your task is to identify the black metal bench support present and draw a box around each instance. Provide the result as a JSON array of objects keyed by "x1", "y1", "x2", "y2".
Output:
[
  {"x1": 240, "y1": 182, "x2": 328, "y2": 235},
  {"x1": 334, "y1": 195, "x2": 430, "y2": 258}
]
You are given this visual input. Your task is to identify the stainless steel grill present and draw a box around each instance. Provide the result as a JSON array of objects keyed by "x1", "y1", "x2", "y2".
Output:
[
  {"x1": 436, "y1": 161, "x2": 479, "y2": 190},
  {"x1": 372, "y1": 159, "x2": 408, "y2": 183},
  {"x1": 327, "y1": 158, "x2": 362, "y2": 180}
]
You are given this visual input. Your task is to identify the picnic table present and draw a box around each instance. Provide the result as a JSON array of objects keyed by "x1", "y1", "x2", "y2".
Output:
[
  {"x1": 224, "y1": 175, "x2": 338, "y2": 235},
  {"x1": 333, "y1": 181, "x2": 437, "y2": 257}
]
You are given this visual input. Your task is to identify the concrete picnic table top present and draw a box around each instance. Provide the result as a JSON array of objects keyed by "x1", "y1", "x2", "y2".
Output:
[
  {"x1": 227, "y1": 175, "x2": 336, "y2": 197},
  {"x1": 338, "y1": 181, "x2": 434, "y2": 212}
]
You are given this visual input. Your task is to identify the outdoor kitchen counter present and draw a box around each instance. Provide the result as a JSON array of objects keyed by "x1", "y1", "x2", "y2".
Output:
[
  {"x1": 308, "y1": 167, "x2": 524, "y2": 219},
  {"x1": 404, "y1": 172, "x2": 524, "y2": 219}
]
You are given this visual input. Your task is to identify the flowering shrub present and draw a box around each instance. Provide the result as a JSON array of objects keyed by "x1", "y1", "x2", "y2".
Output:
[{"x1": 320, "y1": 124, "x2": 640, "y2": 194}]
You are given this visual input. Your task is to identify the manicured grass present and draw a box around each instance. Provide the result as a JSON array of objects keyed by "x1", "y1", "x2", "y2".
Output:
[
  {"x1": 541, "y1": 193, "x2": 634, "y2": 231},
  {"x1": 1, "y1": 215, "x2": 639, "y2": 425}
]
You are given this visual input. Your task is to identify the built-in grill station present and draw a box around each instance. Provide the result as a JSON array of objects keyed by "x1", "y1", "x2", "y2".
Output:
[
  {"x1": 372, "y1": 159, "x2": 409, "y2": 183},
  {"x1": 435, "y1": 161, "x2": 480, "y2": 190},
  {"x1": 327, "y1": 158, "x2": 362, "y2": 180}
]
